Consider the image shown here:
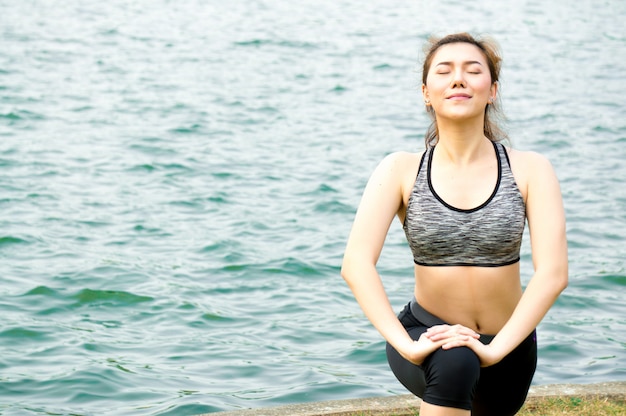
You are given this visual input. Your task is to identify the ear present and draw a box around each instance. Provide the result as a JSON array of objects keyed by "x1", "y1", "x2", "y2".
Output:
[
  {"x1": 422, "y1": 84, "x2": 430, "y2": 103},
  {"x1": 490, "y1": 81, "x2": 498, "y2": 101}
]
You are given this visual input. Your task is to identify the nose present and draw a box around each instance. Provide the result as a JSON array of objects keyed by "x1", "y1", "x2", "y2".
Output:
[{"x1": 451, "y1": 69, "x2": 466, "y2": 88}]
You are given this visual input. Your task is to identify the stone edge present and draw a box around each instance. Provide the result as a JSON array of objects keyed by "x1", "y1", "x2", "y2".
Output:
[{"x1": 203, "y1": 381, "x2": 626, "y2": 416}]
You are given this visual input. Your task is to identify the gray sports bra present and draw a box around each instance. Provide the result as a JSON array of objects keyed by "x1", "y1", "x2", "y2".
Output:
[{"x1": 403, "y1": 141, "x2": 526, "y2": 267}]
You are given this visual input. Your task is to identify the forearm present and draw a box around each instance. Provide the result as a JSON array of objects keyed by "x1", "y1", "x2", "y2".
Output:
[
  {"x1": 488, "y1": 150, "x2": 569, "y2": 361},
  {"x1": 490, "y1": 268, "x2": 567, "y2": 360},
  {"x1": 341, "y1": 262, "x2": 414, "y2": 354}
]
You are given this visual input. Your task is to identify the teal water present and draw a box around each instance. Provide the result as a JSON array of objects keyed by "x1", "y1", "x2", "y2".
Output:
[{"x1": 1, "y1": 1, "x2": 625, "y2": 414}]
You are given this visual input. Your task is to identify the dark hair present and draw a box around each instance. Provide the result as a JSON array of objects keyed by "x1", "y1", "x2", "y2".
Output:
[{"x1": 421, "y1": 33, "x2": 507, "y2": 148}]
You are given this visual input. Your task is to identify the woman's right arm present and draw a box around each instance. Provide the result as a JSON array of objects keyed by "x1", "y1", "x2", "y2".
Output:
[{"x1": 341, "y1": 152, "x2": 459, "y2": 364}]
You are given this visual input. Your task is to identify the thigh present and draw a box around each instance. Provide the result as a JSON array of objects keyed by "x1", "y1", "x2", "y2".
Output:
[
  {"x1": 386, "y1": 304, "x2": 429, "y2": 397},
  {"x1": 386, "y1": 303, "x2": 481, "y2": 410},
  {"x1": 420, "y1": 345, "x2": 480, "y2": 410},
  {"x1": 472, "y1": 330, "x2": 538, "y2": 416}
]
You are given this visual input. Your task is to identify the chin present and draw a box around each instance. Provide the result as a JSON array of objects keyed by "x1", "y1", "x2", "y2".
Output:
[{"x1": 438, "y1": 108, "x2": 483, "y2": 120}]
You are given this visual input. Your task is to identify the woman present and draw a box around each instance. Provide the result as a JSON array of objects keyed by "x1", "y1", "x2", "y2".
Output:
[{"x1": 341, "y1": 33, "x2": 568, "y2": 416}]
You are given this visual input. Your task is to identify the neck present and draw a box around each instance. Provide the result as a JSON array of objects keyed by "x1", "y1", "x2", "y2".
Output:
[{"x1": 434, "y1": 116, "x2": 490, "y2": 165}]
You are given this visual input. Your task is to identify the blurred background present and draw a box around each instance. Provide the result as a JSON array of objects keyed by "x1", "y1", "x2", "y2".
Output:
[{"x1": 1, "y1": 0, "x2": 625, "y2": 414}]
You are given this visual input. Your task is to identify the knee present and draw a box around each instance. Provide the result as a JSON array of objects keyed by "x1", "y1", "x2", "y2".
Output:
[
  {"x1": 422, "y1": 347, "x2": 480, "y2": 409},
  {"x1": 427, "y1": 346, "x2": 480, "y2": 380},
  {"x1": 386, "y1": 342, "x2": 427, "y2": 397}
]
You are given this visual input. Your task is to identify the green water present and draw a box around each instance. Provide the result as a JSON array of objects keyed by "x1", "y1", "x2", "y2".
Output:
[{"x1": 1, "y1": 1, "x2": 625, "y2": 414}]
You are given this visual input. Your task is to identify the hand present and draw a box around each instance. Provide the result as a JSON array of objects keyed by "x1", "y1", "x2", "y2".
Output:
[
  {"x1": 398, "y1": 332, "x2": 450, "y2": 366},
  {"x1": 399, "y1": 324, "x2": 479, "y2": 366},
  {"x1": 425, "y1": 324, "x2": 502, "y2": 367},
  {"x1": 424, "y1": 324, "x2": 480, "y2": 345}
]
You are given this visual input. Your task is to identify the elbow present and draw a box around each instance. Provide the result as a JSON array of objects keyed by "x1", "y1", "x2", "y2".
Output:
[
  {"x1": 534, "y1": 251, "x2": 568, "y2": 296},
  {"x1": 553, "y1": 273, "x2": 568, "y2": 299},
  {"x1": 558, "y1": 268, "x2": 569, "y2": 293},
  {"x1": 341, "y1": 254, "x2": 371, "y2": 288},
  {"x1": 340, "y1": 257, "x2": 355, "y2": 285},
  {"x1": 341, "y1": 265, "x2": 358, "y2": 292},
  {"x1": 533, "y1": 263, "x2": 568, "y2": 300},
  {"x1": 556, "y1": 256, "x2": 569, "y2": 293},
  {"x1": 550, "y1": 264, "x2": 569, "y2": 296}
]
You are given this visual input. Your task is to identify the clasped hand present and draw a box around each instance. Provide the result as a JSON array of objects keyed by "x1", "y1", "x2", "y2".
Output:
[{"x1": 401, "y1": 324, "x2": 501, "y2": 368}]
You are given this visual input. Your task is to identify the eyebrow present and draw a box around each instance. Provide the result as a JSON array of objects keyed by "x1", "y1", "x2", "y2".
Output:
[{"x1": 435, "y1": 60, "x2": 484, "y2": 67}]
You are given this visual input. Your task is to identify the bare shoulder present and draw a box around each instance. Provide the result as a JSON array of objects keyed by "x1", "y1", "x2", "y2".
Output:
[
  {"x1": 507, "y1": 145, "x2": 556, "y2": 175},
  {"x1": 371, "y1": 150, "x2": 424, "y2": 182},
  {"x1": 505, "y1": 146, "x2": 559, "y2": 199},
  {"x1": 506, "y1": 146, "x2": 553, "y2": 171},
  {"x1": 380, "y1": 151, "x2": 424, "y2": 206},
  {"x1": 379, "y1": 150, "x2": 424, "y2": 167}
]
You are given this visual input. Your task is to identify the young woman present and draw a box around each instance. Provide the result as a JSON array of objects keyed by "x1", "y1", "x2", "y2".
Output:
[{"x1": 341, "y1": 33, "x2": 568, "y2": 416}]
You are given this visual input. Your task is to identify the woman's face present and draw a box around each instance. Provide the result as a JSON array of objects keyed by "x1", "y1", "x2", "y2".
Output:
[{"x1": 423, "y1": 42, "x2": 496, "y2": 121}]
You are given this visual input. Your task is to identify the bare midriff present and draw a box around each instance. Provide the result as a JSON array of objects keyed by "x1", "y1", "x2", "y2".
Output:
[{"x1": 414, "y1": 262, "x2": 522, "y2": 335}]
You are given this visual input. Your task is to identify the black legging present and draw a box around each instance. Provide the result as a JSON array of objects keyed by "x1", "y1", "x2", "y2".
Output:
[{"x1": 386, "y1": 300, "x2": 537, "y2": 416}]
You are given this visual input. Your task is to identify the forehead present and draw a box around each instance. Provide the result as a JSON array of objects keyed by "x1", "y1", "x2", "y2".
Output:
[{"x1": 430, "y1": 42, "x2": 488, "y2": 66}]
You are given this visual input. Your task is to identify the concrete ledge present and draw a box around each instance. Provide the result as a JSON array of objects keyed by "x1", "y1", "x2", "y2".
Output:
[{"x1": 206, "y1": 381, "x2": 626, "y2": 416}]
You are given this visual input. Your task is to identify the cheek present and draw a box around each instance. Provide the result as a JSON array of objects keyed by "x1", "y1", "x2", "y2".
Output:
[
  {"x1": 425, "y1": 77, "x2": 448, "y2": 94},
  {"x1": 475, "y1": 77, "x2": 494, "y2": 92}
]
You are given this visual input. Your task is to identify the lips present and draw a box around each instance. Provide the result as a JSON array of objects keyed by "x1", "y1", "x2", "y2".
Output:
[{"x1": 446, "y1": 93, "x2": 472, "y2": 100}]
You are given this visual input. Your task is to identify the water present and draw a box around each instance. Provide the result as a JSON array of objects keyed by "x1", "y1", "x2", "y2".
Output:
[{"x1": 1, "y1": 0, "x2": 625, "y2": 414}]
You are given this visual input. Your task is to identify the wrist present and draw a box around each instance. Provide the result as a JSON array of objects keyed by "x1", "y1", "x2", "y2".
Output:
[
  {"x1": 393, "y1": 336, "x2": 416, "y2": 354},
  {"x1": 484, "y1": 339, "x2": 509, "y2": 366}
]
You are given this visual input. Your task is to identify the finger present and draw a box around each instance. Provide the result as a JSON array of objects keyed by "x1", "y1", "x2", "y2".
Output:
[
  {"x1": 425, "y1": 332, "x2": 450, "y2": 341},
  {"x1": 451, "y1": 324, "x2": 480, "y2": 338},
  {"x1": 442, "y1": 334, "x2": 469, "y2": 348},
  {"x1": 426, "y1": 324, "x2": 478, "y2": 336},
  {"x1": 426, "y1": 325, "x2": 450, "y2": 334},
  {"x1": 442, "y1": 334, "x2": 481, "y2": 350},
  {"x1": 426, "y1": 329, "x2": 479, "y2": 342},
  {"x1": 425, "y1": 325, "x2": 456, "y2": 339},
  {"x1": 459, "y1": 329, "x2": 480, "y2": 339}
]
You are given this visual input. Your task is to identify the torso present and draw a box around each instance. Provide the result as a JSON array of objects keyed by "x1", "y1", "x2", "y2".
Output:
[
  {"x1": 395, "y1": 142, "x2": 531, "y2": 335},
  {"x1": 413, "y1": 263, "x2": 522, "y2": 334}
]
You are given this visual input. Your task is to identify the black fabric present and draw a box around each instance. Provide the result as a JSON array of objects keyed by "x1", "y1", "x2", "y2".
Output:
[{"x1": 386, "y1": 301, "x2": 537, "y2": 415}]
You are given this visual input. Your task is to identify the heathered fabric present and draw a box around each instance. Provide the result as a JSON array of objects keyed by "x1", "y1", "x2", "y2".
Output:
[{"x1": 403, "y1": 141, "x2": 526, "y2": 267}]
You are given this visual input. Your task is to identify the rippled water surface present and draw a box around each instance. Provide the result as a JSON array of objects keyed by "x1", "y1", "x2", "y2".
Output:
[{"x1": 1, "y1": 1, "x2": 625, "y2": 414}]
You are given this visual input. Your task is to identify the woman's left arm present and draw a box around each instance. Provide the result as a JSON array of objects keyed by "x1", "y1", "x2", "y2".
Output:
[{"x1": 442, "y1": 151, "x2": 569, "y2": 365}]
